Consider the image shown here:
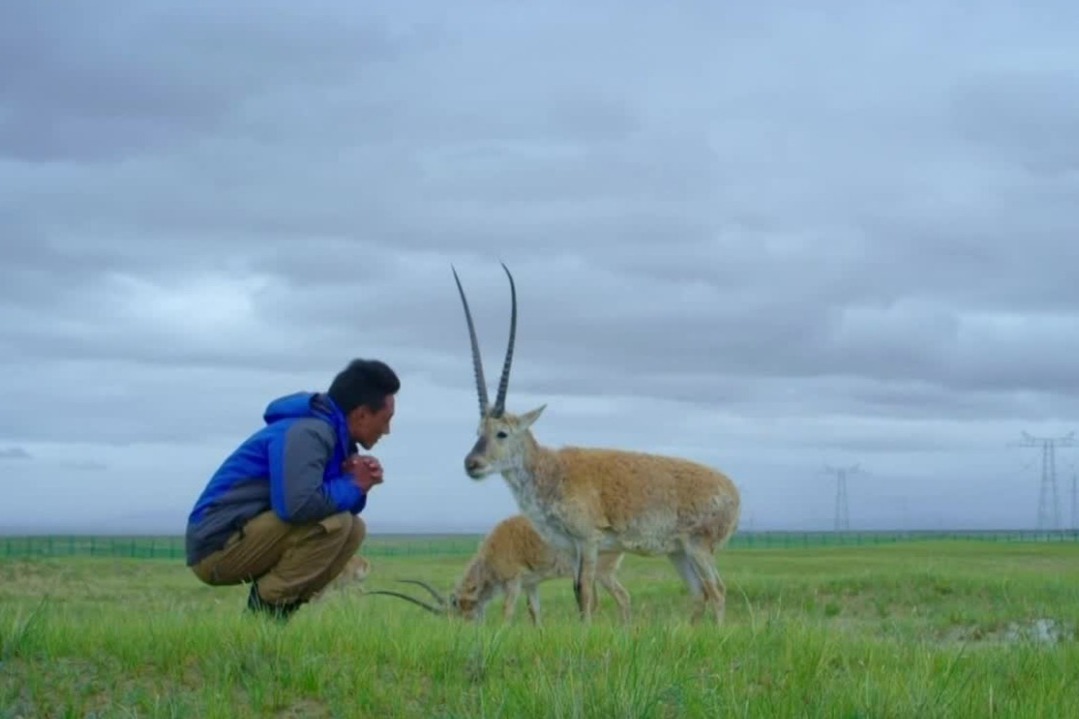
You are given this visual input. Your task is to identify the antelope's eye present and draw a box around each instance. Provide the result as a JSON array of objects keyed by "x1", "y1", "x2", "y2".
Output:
[{"x1": 496, "y1": 430, "x2": 508, "y2": 439}]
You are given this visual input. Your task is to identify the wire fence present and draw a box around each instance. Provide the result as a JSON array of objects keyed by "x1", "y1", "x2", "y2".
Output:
[{"x1": 1, "y1": 529, "x2": 1077, "y2": 562}]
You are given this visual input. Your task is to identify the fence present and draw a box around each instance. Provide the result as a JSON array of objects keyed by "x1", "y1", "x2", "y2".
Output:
[{"x1": 1, "y1": 529, "x2": 1077, "y2": 561}]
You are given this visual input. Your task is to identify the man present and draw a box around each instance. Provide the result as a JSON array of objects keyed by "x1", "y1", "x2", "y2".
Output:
[{"x1": 185, "y1": 358, "x2": 399, "y2": 621}]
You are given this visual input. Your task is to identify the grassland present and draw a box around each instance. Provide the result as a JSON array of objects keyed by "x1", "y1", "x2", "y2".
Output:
[{"x1": 1, "y1": 539, "x2": 1077, "y2": 718}]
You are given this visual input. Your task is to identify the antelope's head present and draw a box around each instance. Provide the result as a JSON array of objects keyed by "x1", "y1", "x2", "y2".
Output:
[
  {"x1": 445, "y1": 558, "x2": 499, "y2": 621},
  {"x1": 345, "y1": 555, "x2": 370, "y2": 582},
  {"x1": 452, "y1": 262, "x2": 547, "y2": 480}
]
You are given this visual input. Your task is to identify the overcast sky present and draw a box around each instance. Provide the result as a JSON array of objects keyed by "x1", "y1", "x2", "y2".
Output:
[{"x1": 3, "y1": 1, "x2": 1079, "y2": 536}]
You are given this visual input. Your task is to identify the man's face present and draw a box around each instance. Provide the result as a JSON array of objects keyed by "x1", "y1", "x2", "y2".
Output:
[{"x1": 348, "y1": 394, "x2": 395, "y2": 450}]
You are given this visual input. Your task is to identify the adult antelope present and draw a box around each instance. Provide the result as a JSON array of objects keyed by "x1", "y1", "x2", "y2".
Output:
[{"x1": 449, "y1": 263, "x2": 742, "y2": 623}]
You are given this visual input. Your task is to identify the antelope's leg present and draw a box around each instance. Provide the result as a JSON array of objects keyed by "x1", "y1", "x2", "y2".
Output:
[
  {"x1": 667, "y1": 549, "x2": 706, "y2": 622},
  {"x1": 575, "y1": 542, "x2": 599, "y2": 622},
  {"x1": 525, "y1": 584, "x2": 542, "y2": 626},
  {"x1": 597, "y1": 571, "x2": 632, "y2": 624},
  {"x1": 684, "y1": 542, "x2": 725, "y2": 624},
  {"x1": 573, "y1": 544, "x2": 584, "y2": 607},
  {"x1": 501, "y1": 577, "x2": 522, "y2": 623}
]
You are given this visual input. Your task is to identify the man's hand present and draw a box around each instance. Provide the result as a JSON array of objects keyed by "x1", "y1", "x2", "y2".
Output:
[{"x1": 343, "y1": 454, "x2": 384, "y2": 494}]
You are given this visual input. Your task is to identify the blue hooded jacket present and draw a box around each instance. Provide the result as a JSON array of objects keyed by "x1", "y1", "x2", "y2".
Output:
[{"x1": 184, "y1": 391, "x2": 366, "y2": 566}]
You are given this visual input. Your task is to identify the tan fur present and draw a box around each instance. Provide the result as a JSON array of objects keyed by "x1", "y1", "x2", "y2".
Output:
[
  {"x1": 311, "y1": 554, "x2": 370, "y2": 601},
  {"x1": 453, "y1": 264, "x2": 741, "y2": 624},
  {"x1": 450, "y1": 514, "x2": 630, "y2": 625}
]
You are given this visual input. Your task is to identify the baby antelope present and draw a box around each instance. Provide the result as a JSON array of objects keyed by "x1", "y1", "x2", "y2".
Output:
[
  {"x1": 366, "y1": 514, "x2": 630, "y2": 625},
  {"x1": 311, "y1": 554, "x2": 371, "y2": 602}
]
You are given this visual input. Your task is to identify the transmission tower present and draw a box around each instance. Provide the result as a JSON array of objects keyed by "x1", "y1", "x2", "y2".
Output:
[
  {"x1": 1013, "y1": 432, "x2": 1076, "y2": 531},
  {"x1": 824, "y1": 463, "x2": 860, "y2": 532},
  {"x1": 1071, "y1": 466, "x2": 1078, "y2": 532}
]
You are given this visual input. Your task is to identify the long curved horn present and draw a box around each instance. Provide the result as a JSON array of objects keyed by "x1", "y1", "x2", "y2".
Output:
[
  {"x1": 397, "y1": 578, "x2": 448, "y2": 605},
  {"x1": 492, "y1": 262, "x2": 517, "y2": 417},
  {"x1": 364, "y1": 589, "x2": 445, "y2": 615},
  {"x1": 452, "y1": 265, "x2": 490, "y2": 417}
]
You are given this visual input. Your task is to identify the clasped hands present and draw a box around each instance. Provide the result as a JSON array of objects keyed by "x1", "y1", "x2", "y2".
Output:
[{"x1": 342, "y1": 454, "x2": 384, "y2": 493}]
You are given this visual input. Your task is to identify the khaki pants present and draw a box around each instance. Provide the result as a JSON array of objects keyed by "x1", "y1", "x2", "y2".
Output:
[{"x1": 192, "y1": 510, "x2": 366, "y2": 605}]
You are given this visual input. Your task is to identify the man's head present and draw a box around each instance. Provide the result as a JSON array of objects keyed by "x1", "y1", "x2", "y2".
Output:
[{"x1": 327, "y1": 358, "x2": 400, "y2": 449}]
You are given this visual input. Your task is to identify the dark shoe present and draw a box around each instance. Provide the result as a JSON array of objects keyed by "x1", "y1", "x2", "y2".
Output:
[{"x1": 246, "y1": 582, "x2": 304, "y2": 622}]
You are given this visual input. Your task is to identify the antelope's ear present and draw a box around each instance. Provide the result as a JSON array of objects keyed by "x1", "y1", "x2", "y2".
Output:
[{"x1": 518, "y1": 404, "x2": 546, "y2": 431}]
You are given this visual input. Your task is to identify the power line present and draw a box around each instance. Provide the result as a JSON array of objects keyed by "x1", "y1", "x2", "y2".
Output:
[
  {"x1": 824, "y1": 463, "x2": 861, "y2": 532},
  {"x1": 1012, "y1": 432, "x2": 1076, "y2": 531}
]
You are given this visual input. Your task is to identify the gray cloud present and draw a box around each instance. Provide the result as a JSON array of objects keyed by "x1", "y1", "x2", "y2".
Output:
[
  {"x1": 949, "y1": 68, "x2": 1079, "y2": 175},
  {"x1": 2, "y1": 0, "x2": 1078, "y2": 533},
  {"x1": 59, "y1": 459, "x2": 109, "y2": 472},
  {"x1": 0, "y1": 0, "x2": 406, "y2": 162}
]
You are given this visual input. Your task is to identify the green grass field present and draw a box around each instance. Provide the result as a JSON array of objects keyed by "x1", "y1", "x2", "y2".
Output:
[{"x1": 2, "y1": 539, "x2": 1077, "y2": 718}]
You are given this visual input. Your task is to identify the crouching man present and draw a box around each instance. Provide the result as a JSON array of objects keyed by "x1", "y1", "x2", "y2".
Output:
[{"x1": 184, "y1": 358, "x2": 399, "y2": 621}]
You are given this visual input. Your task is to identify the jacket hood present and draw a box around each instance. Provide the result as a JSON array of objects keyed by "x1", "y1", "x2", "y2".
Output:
[{"x1": 263, "y1": 392, "x2": 341, "y2": 426}]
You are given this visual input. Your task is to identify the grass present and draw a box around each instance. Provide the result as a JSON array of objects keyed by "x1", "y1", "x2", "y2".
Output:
[{"x1": 1, "y1": 540, "x2": 1077, "y2": 718}]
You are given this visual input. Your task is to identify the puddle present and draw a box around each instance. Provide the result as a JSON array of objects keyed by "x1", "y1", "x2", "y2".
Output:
[
  {"x1": 1003, "y1": 618, "x2": 1074, "y2": 645},
  {"x1": 945, "y1": 617, "x2": 1075, "y2": 645}
]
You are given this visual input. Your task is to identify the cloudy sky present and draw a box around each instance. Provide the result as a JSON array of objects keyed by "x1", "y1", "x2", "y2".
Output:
[{"x1": 3, "y1": 1, "x2": 1078, "y2": 536}]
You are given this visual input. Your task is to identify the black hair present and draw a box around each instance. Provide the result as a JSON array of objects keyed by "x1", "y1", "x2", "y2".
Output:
[{"x1": 327, "y1": 358, "x2": 401, "y2": 415}]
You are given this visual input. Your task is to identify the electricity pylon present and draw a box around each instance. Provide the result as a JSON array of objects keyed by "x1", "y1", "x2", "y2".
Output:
[
  {"x1": 1013, "y1": 432, "x2": 1076, "y2": 531},
  {"x1": 1071, "y1": 465, "x2": 1078, "y2": 531},
  {"x1": 824, "y1": 463, "x2": 860, "y2": 532}
]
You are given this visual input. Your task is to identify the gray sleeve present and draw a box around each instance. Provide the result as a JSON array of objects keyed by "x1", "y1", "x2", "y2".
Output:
[{"x1": 270, "y1": 418, "x2": 355, "y2": 523}]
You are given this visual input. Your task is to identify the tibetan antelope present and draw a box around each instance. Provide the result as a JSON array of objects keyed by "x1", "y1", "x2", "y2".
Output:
[
  {"x1": 448, "y1": 262, "x2": 742, "y2": 624},
  {"x1": 333, "y1": 554, "x2": 371, "y2": 587},
  {"x1": 367, "y1": 514, "x2": 630, "y2": 624},
  {"x1": 311, "y1": 555, "x2": 371, "y2": 602}
]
